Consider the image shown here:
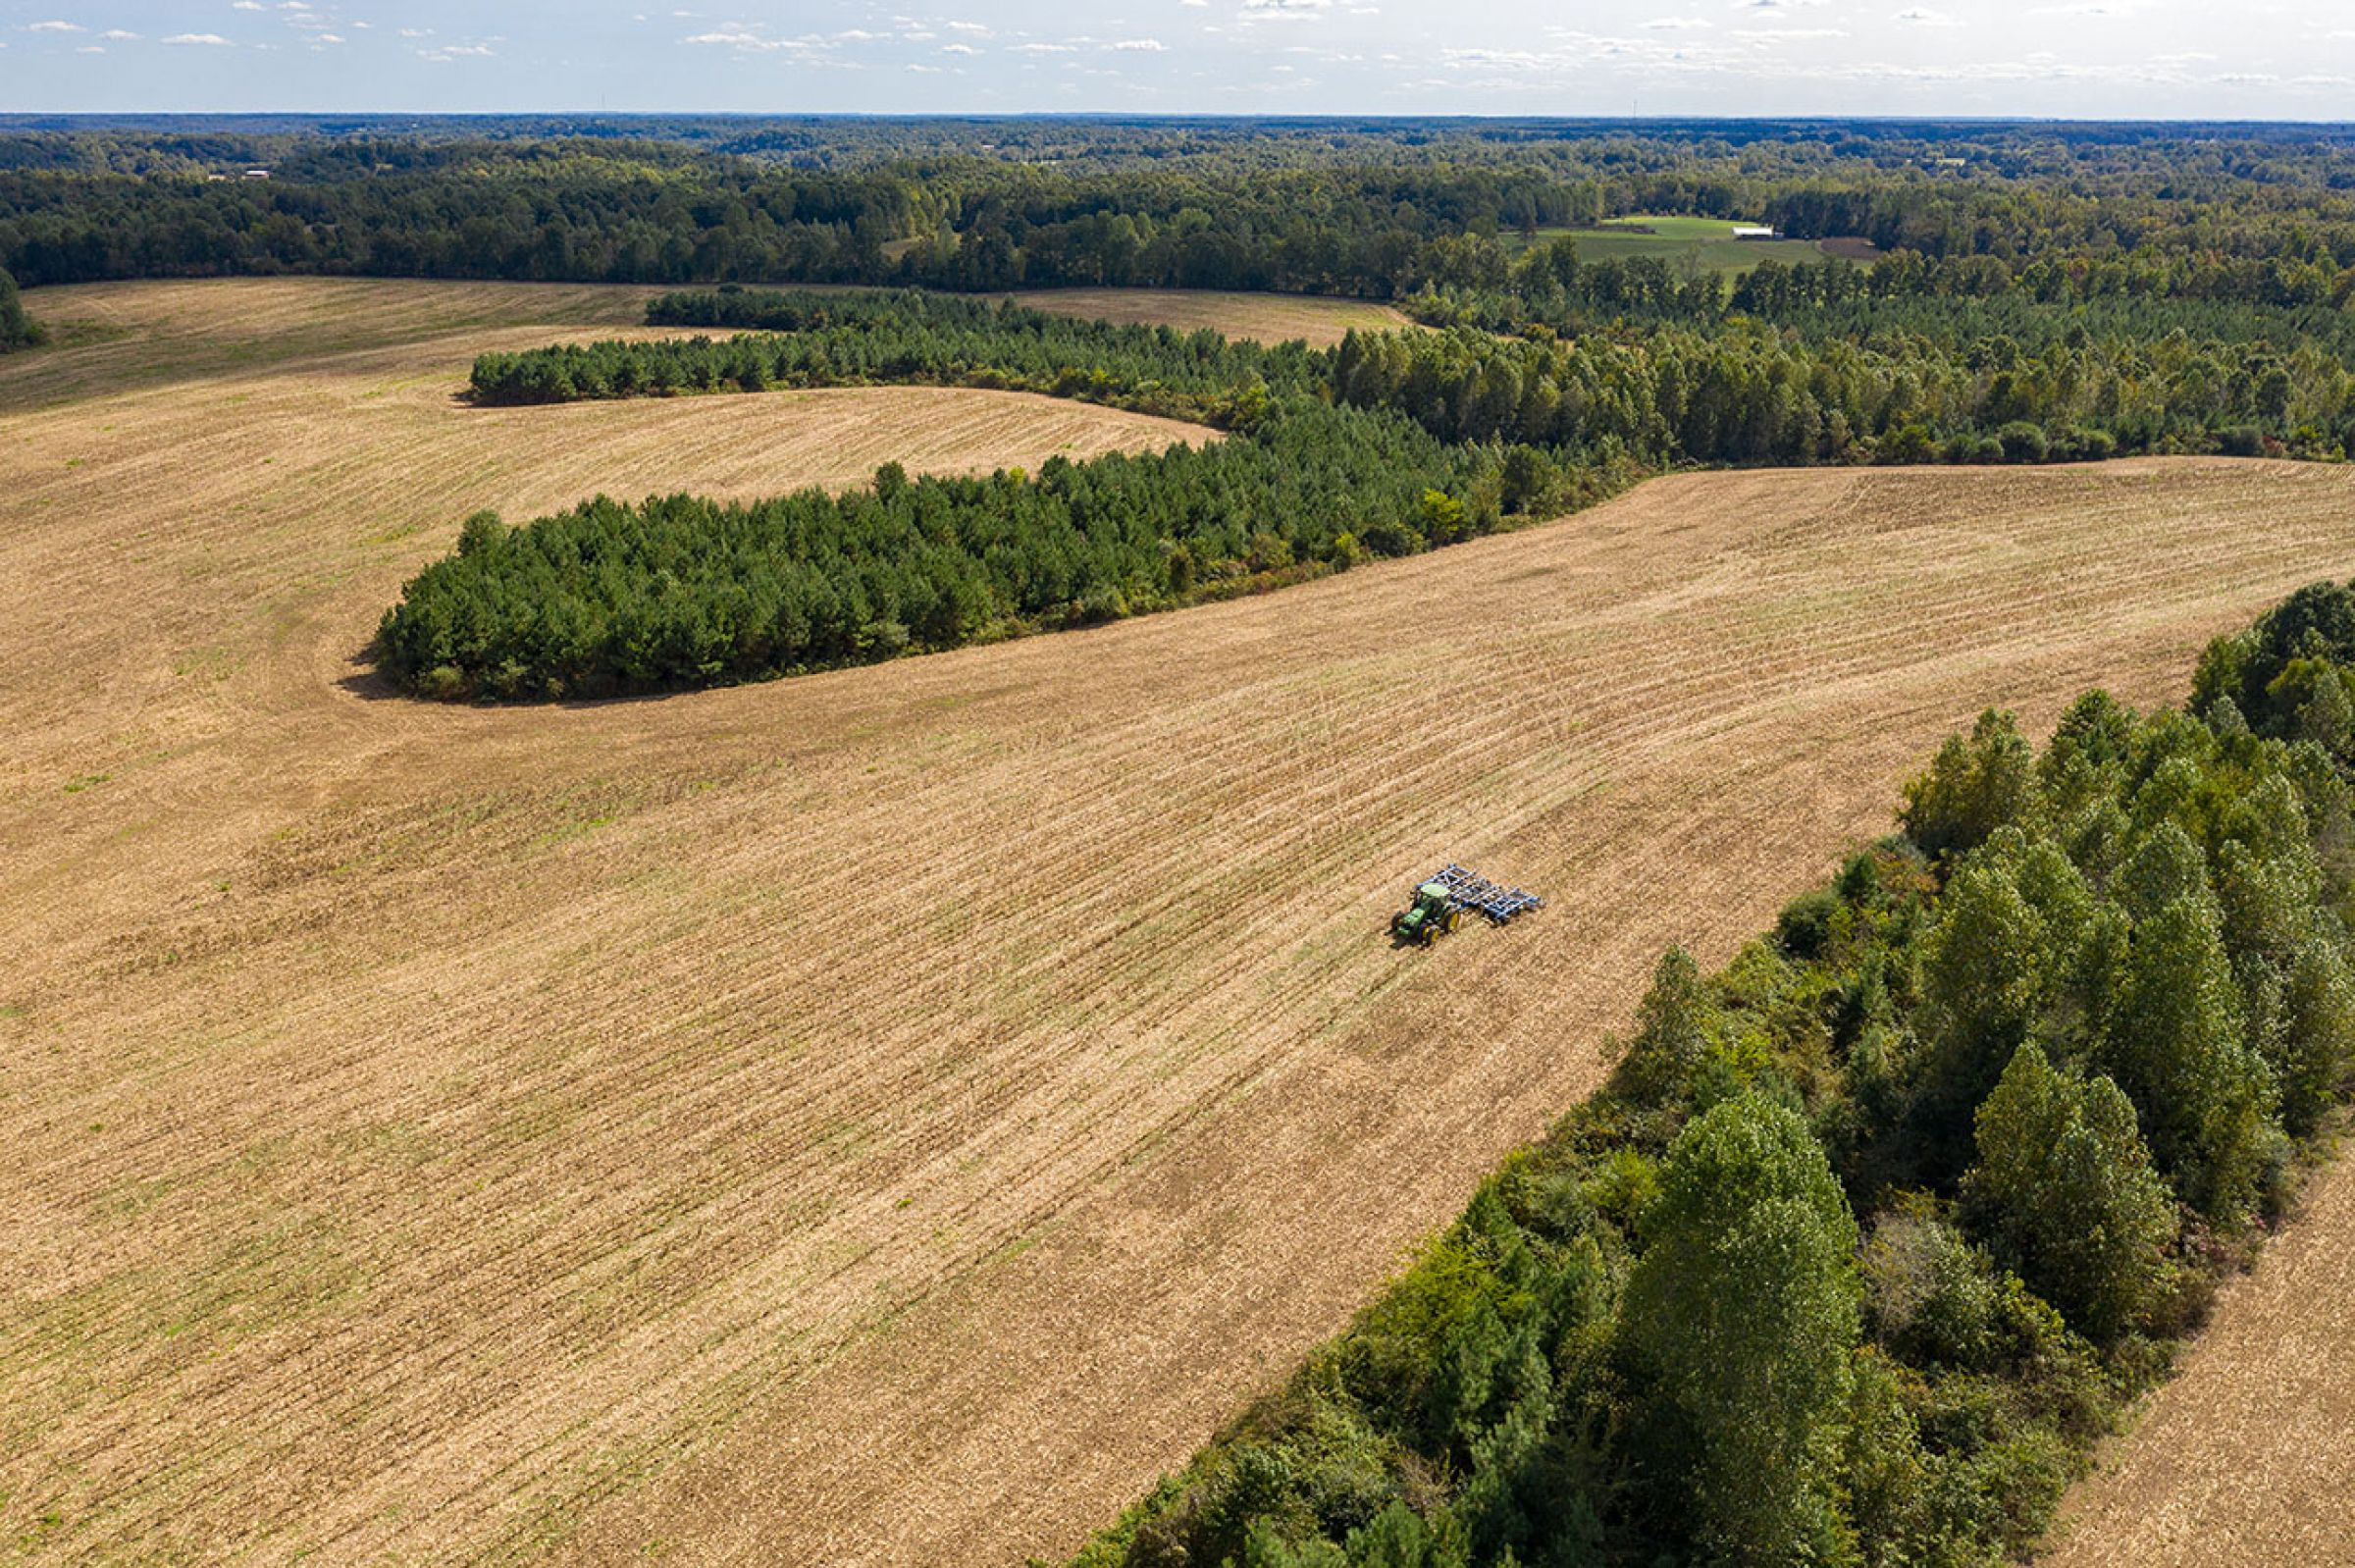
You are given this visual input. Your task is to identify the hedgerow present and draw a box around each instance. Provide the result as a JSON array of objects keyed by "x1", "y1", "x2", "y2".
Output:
[
  {"x1": 375, "y1": 399, "x2": 1562, "y2": 702},
  {"x1": 471, "y1": 289, "x2": 1323, "y2": 427}
]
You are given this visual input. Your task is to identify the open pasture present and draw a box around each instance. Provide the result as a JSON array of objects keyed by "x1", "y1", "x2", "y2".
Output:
[
  {"x1": 2, "y1": 278, "x2": 2350, "y2": 1567},
  {"x1": 1514, "y1": 213, "x2": 1864, "y2": 273}
]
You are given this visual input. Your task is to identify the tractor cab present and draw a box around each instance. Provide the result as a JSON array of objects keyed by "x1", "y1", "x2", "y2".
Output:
[{"x1": 1390, "y1": 881, "x2": 1461, "y2": 945}]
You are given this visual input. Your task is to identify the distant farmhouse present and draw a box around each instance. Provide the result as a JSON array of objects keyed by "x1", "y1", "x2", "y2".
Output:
[{"x1": 1731, "y1": 224, "x2": 1777, "y2": 240}]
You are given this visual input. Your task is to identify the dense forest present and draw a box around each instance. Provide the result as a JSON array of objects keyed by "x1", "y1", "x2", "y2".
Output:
[
  {"x1": 490, "y1": 285, "x2": 2355, "y2": 461},
  {"x1": 406, "y1": 271, "x2": 2355, "y2": 700},
  {"x1": 373, "y1": 400, "x2": 1562, "y2": 702},
  {"x1": 1335, "y1": 313, "x2": 2346, "y2": 463},
  {"x1": 471, "y1": 289, "x2": 1319, "y2": 426},
  {"x1": 1073, "y1": 586, "x2": 2355, "y2": 1568},
  {"x1": 18, "y1": 119, "x2": 2355, "y2": 306},
  {"x1": 0, "y1": 265, "x2": 35, "y2": 351},
  {"x1": 26, "y1": 117, "x2": 2355, "y2": 475}
]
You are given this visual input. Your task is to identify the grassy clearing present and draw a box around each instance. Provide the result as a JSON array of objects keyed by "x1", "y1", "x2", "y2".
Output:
[{"x1": 1510, "y1": 214, "x2": 1857, "y2": 275}]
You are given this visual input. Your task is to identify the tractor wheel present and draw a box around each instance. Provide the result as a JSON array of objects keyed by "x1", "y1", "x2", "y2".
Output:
[{"x1": 1444, "y1": 909, "x2": 1462, "y2": 934}]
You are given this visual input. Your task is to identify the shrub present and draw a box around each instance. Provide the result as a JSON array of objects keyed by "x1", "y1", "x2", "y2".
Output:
[{"x1": 1997, "y1": 421, "x2": 2050, "y2": 463}]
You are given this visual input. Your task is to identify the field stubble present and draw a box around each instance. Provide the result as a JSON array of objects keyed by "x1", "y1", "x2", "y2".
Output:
[
  {"x1": 1, "y1": 278, "x2": 2350, "y2": 1567},
  {"x1": 1001, "y1": 287, "x2": 1410, "y2": 345}
]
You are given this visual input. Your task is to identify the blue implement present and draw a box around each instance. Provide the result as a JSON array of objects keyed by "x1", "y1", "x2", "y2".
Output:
[{"x1": 1428, "y1": 863, "x2": 1546, "y2": 924}]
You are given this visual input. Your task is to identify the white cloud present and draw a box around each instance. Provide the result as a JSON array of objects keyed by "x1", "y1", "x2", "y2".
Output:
[
  {"x1": 942, "y1": 41, "x2": 979, "y2": 53},
  {"x1": 1645, "y1": 16, "x2": 1711, "y2": 28},
  {"x1": 683, "y1": 26, "x2": 792, "y2": 50},
  {"x1": 1239, "y1": 0, "x2": 1333, "y2": 21},
  {"x1": 100, "y1": 28, "x2": 140, "y2": 39},
  {"x1": 26, "y1": 19, "x2": 84, "y2": 32},
  {"x1": 1112, "y1": 36, "x2": 1167, "y2": 49},
  {"x1": 1894, "y1": 6, "x2": 1962, "y2": 24},
  {"x1": 164, "y1": 32, "x2": 233, "y2": 44}
]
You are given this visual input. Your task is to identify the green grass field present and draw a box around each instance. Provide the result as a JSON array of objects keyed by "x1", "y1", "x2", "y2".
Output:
[{"x1": 1511, "y1": 214, "x2": 1857, "y2": 275}]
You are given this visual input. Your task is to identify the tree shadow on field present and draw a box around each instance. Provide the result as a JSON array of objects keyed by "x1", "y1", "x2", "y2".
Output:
[
  {"x1": 336, "y1": 647, "x2": 405, "y2": 702},
  {"x1": 335, "y1": 640, "x2": 720, "y2": 711}
]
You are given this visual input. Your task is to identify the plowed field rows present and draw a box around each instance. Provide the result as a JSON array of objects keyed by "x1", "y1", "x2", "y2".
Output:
[
  {"x1": 3, "y1": 279, "x2": 2350, "y2": 1567},
  {"x1": 2046, "y1": 1141, "x2": 2355, "y2": 1567}
]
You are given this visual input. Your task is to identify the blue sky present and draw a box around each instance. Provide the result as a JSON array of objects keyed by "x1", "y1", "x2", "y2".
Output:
[{"x1": 2, "y1": 1, "x2": 2349, "y2": 118}]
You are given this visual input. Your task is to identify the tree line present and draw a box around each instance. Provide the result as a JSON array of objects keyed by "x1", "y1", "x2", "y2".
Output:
[
  {"x1": 406, "y1": 281, "x2": 2355, "y2": 703},
  {"x1": 373, "y1": 399, "x2": 1584, "y2": 702},
  {"x1": 1336, "y1": 317, "x2": 2350, "y2": 464},
  {"x1": 0, "y1": 264, "x2": 34, "y2": 351},
  {"x1": 19, "y1": 121, "x2": 2355, "y2": 308},
  {"x1": 470, "y1": 288, "x2": 1320, "y2": 427},
  {"x1": 1074, "y1": 592, "x2": 2355, "y2": 1568},
  {"x1": 484, "y1": 283, "x2": 2355, "y2": 496}
]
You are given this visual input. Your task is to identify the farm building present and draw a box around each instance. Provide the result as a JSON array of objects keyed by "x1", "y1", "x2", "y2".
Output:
[{"x1": 1731, "y1": 224, "x2": 1777, "y2": 240}]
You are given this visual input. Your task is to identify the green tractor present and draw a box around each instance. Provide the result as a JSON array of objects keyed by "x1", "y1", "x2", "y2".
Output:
[{"x1": 1391, "y1": 880, "x2": 1463, "y2": 945}]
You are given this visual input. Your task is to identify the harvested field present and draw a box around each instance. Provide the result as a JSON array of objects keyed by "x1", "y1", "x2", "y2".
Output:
[
  {"x1": 5, "y1": 278, "x2": 2355, "y2": 1567},
  {"x1": 0, "y1": 277, "x2": 665, "y2": 414},
  {"x1": 1001, "y1": 286, "x2": 1411, "y2": 345},
  {"x1": 2046, "y1": 1146, "x2": 2355, "y2": 1566}
]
